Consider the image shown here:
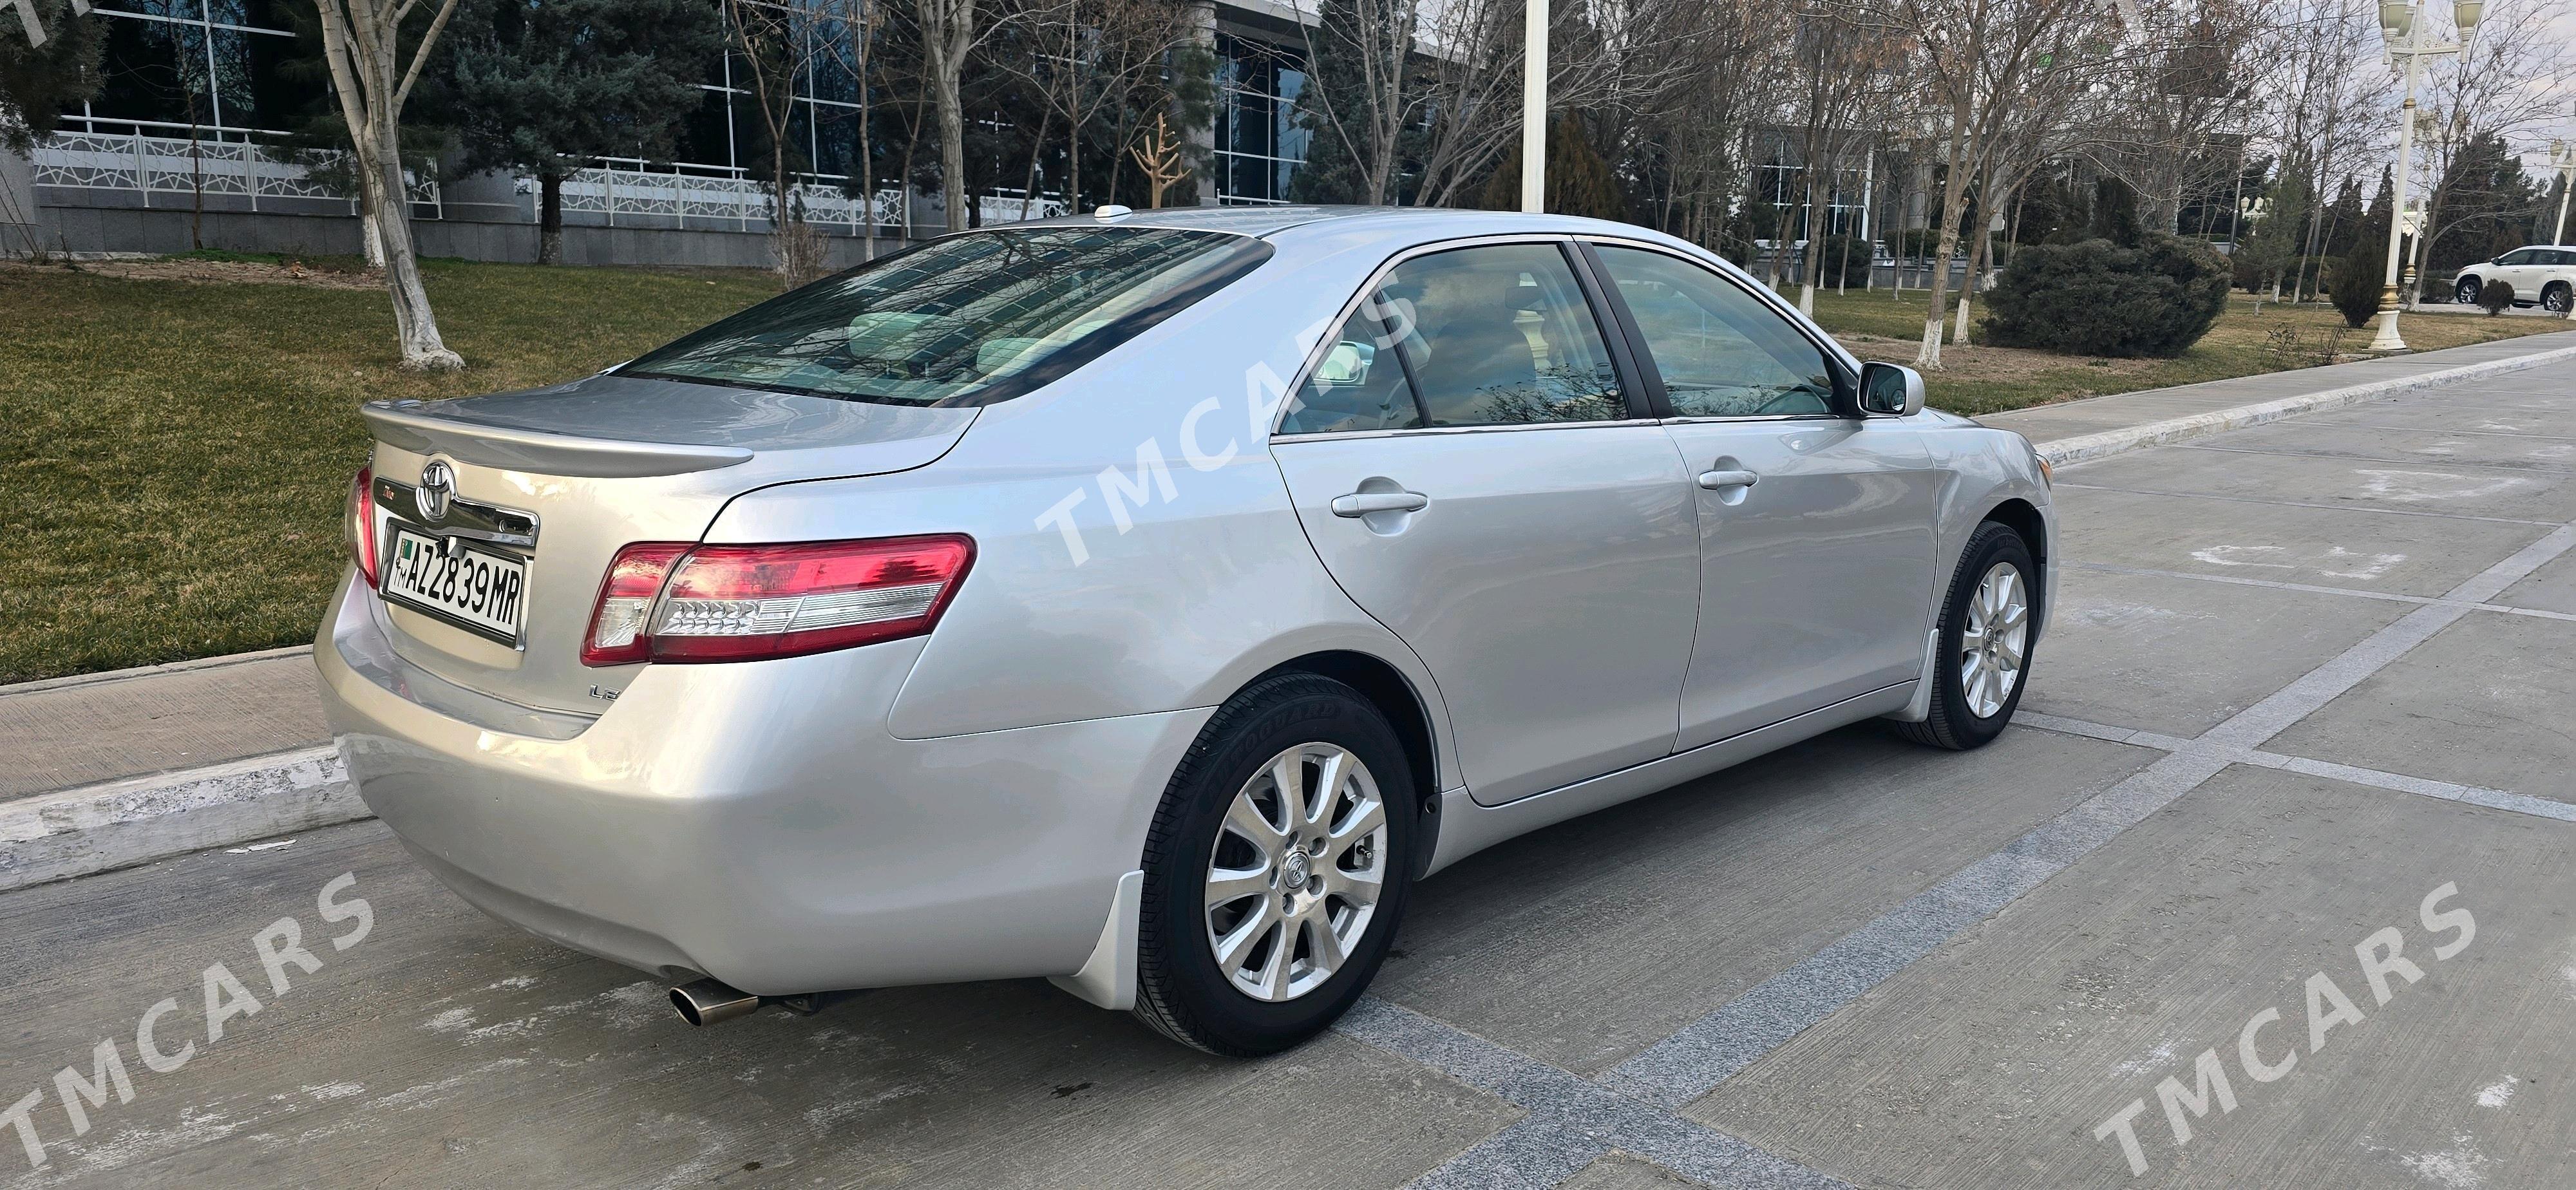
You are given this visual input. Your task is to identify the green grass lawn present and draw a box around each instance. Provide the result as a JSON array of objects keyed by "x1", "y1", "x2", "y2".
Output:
[
  {"x1": 2, "y1": 256, "x2": 2567, "y2": 685},
  {"x1": 0, "y1": 256, "x2": 777, "y2": 684}
]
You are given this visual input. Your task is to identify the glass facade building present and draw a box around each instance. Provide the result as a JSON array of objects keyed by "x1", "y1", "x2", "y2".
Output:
[
  {"x1": 1210, "y1": 33, "x2": 1309, "y2": 205},
  {"x1": 24, "y1": 2, "x2": 1311, "y2": 235}
]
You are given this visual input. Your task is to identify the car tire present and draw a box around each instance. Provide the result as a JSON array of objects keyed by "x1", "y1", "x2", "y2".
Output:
[
  {"x1": 2455, "y1": 276, "x2": 2482, "y2": 305},
  {"x1": 2546, "y1": 283, "x2": 2572, "y2": 315},
  {"x1": 1131, "y1": 672, "x2": 1417, "y2": 1056},
  {"x1": 1896, "y1": 521, "x2": 2040, "y2": 751}
]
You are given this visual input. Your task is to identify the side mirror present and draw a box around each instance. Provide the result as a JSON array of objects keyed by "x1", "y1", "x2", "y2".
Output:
[
  {"x1": 1314, "y1": 340, "x2": 1375, "y2": 387},
  {"x1": 1859, "y1": 361, "x2": 1924, "y2": 417}
]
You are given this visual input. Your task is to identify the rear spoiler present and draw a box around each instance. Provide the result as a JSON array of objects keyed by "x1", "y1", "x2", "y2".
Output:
[{"x1": 360, "y1": 402, "x2": 753, "y2": 478}]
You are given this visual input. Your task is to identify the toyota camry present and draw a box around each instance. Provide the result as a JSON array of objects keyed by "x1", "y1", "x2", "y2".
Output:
[{"x1": 315, "y1": 205, "x2": 2055, "y2": 1056}]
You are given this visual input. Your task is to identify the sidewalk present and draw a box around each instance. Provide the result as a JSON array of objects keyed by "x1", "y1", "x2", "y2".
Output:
[{"x1": 8, "y1": 326, "x2": 2576, "y2": 891}]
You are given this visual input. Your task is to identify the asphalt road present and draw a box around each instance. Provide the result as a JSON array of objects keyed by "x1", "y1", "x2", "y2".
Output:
[{"x1": 6, "y1": 366, "x2": 2574, "y2": 1189}]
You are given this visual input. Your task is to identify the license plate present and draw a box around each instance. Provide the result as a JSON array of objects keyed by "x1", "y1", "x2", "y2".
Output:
[{"x1": 381, "y1": 525, "x2": 529, "y2": 645}]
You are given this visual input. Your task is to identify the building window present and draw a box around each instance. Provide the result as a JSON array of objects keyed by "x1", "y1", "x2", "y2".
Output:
[
  {"x1": 66, "y1": 1, "x2": 298, "y2": 139},
  {"x1": 1212, "y1": 33, "x2": 1305, "y2": 205}
]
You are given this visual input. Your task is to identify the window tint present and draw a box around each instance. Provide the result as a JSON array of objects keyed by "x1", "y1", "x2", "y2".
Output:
[
  {"x1": 2497, "y1": 249, "x2": 2538, "y2": 266},
  {"x1": 1593, "y1": 245, "x2": 1837, "y2": 418},
  {"x1": 624, "y1": 227, "x2": 1271, "y2": 407},
  {"x1": 1279, "y1": 292, "x2": 1425, "y2": 435},
  {"x1": 1379, "y1": 244, "x2": 1629, "y2": 427}
]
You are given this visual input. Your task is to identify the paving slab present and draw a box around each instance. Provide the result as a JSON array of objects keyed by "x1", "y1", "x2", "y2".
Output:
[
  {"x1": 0, "y1": 650, "x2": 327, "y2": 798},
  {"x1": 2293, "y1": 399, "x2": 2576, "y2": 439},
  {"x1": 2493, "y1": 551, "x2": 2576, "y2": 616},
  {"x1": 2022, "y1": 567, "x2": 2409, "y2": 738},
  {"x1": 1374, "y1": 724, "x2": 2159, "y2": 1077},
  {"x1": 1681, "y1": 764, "x2": 2576, "y2": 1189},
  {"x1": 1976, "y1": 330, "x2": 2576, "y2": 445},
  {"x1": 2188, "y1": 422, "x2": 2576, "y2": 473},
  {"x1": 2050, "y1": 485, "x2": 2551, "y2": 599},
  {"x1": 2264, "y1": 612, "x2": 2576, "y2": 804},
  {"x1": 2059, "y1": 445, "x2": 2576, "y2": 524},
  {"x1": 0, "y1": 822, "x2": 1519, "y2": 1189}
]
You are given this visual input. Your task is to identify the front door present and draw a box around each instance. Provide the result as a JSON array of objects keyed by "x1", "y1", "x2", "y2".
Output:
[
  {"x1": 1584, "y1": 241, "x2": 1940, "y2": 750},
  {"x1": 1270, "y1": 240, "x2": 1702, "y2": 806}
]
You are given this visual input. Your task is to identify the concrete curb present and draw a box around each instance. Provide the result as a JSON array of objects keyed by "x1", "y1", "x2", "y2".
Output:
[
  {"x1": 0, "y1": 746, "x2": 362, "y2": 892},
  {"x1": 2033, "y1": 341, "x2": 2576, "y2": 467},
  {"x1": 8, "y1": 337, "x2": 2573, "y2": 892},
  {"x1": 0, "y1": 644, "x2": 311, "y2": 699}
]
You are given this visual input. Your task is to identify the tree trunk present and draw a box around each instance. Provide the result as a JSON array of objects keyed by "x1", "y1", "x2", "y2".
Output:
[
  {"x1": 357, "y1": 136, "x2": 460, "y2": 370},
  {"x1": 919, "y1": 1, "x2": 972, "y2": 235},
  {"x1": 361, "y1": 209, "x2": 387, "y2": 269},
  {"x1": 1915, "y1": 108, "x2": 1975, "y2": 370},
  {"x1": 936, "y1": 71, "x2": 967, "y2": 231},
  {"x1": 538, "y1": 171, "x2": 563, "y2": 265}
]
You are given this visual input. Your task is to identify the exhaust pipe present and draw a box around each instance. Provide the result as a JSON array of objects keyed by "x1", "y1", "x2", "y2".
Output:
[{"x1": 670, "y1": 978, "x2": 762, "y2": 1027}]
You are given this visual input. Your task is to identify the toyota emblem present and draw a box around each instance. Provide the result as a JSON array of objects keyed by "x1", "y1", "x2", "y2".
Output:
[{"x1": 419, "y1": 460, "x2": 456, "y2": 522}]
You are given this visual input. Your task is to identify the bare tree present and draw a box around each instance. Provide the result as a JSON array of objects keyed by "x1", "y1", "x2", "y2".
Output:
[
  {"x1": 312, "y1": 0, "x2": 464, "y2": 370},
  {"x1": 999, "y1": 0, "x2": 1201, "y2": 216},
  {"x1": 2399, "y1": 0, "x2": 2573, "y2": 303},
  {"x1": 914, "y1": 0, "x2": 980, "y2": 231},
  {"x1": 722, "y1": 0, "x2": 827, "y2": 283},
  {"x1": 1839, "y1": 0, "x2": 2124, "y2": 368}
]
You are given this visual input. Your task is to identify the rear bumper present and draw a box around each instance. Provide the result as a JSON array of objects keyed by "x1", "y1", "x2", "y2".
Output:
[{"x1": 315, "y1": 573, "x2": 1208, "y2": 995}]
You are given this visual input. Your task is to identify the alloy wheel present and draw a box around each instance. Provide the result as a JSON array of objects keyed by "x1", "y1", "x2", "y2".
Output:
[
  {"x1": 1203, "y1": 742, "x2": 1390, "y2": 1003},
  {"x1": 1958, "y1": 562, "x2": 2031, "y2": 719}
]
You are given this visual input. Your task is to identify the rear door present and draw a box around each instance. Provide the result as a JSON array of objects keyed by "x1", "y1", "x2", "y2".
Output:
[
  {"x1": 2492, "y1": 249, "x2": 2543, "y2": 298},
  {"x1": 1269, "y1": 239, "x2": 1702, "y2": 806},
  {"x1": 1582, "y1": 240, "x2": 1940, "y2": 750}
]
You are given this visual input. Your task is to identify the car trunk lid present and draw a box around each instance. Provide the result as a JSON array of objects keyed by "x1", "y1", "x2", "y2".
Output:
[{"x1": 357, "y1": 373, "x2": 976, "y2": 717}]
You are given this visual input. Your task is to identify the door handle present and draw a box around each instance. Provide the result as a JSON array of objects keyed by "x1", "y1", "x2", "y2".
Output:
[
  {"x1": 1697, "y1": 469, "x2": 1759, "y2": 491},
  {"x1": 1331, "y1": 491, "x2": 1429, "y2": 516}
]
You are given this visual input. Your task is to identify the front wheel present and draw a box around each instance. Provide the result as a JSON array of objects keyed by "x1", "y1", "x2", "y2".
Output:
[
  {"x1": 2455, "y1": 276, "x2": 2483, "y2": 305},
  {"x1": 1897, "y1": 522, "x2": 2039, "y2": 751},
  {"x1": 1131, "y1": 673, "x2": 1416, "y2": 1056},
  {"x1": 2544, "y1": 283, "x2": 2572, "y2": 315}
]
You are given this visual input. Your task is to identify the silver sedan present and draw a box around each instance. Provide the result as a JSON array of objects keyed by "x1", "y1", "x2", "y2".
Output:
[{"x1": 315, "y1": 206, "x2": 2055, "y2": 1055}]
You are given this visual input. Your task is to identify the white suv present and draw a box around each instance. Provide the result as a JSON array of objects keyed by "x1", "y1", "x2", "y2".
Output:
[{"x1": 2453, "y1": 246, "x2": 2576, "y2": 313}]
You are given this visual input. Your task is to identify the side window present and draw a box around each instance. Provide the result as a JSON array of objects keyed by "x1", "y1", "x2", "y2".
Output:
[
  {"x1": 2497, "y1": 249, "x2": 2538, "y2": 267},
  {"x1": 1279, "y1": 292, "x2": 1424, "y2": 435},
  {"x1": 1591, "y1": 244, "x2": 1837, "y2": 419},
  {"x1": 1379, "y1": 243, "x2": 1629, "y2": 428}
]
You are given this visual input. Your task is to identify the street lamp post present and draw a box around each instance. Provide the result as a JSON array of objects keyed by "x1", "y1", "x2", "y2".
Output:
[
  {"x1": 2369, "y1": 0, "x2": 2479, "y2": 352},
  {"x1": 2550, "y1": 137, "x2": 2574, "y2": 247}
]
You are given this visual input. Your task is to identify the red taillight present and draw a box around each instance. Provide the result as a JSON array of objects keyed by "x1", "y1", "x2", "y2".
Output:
[
  {"x1": 345, "y1": 465, "x2": 378, "y2": 585},
  {"x1": 580, "y1": 535, "x2": 974, "y2": 667},
  {"x1": 581, "y1": 542, "x2": 692, "y2": 666}
]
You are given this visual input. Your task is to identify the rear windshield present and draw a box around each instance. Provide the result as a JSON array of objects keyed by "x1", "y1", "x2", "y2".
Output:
[{"x1": 621, "y1": 227, "x2": 1273, "y2": 407}]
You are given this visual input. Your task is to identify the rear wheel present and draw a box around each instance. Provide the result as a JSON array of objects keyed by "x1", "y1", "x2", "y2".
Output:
[
  {"x1": 2456, "y1": 276, "x2": 2483, "y2": 305},
  {"x1": 1897, "y1": 522, "x2": 2038, "y2": 751},
  {"x1": 1132, "y1": 673, "x2": 1416, "y2": 1055},
  {"x1": 2545, "y1": 283, "x2": 2572, "y2": 315}
]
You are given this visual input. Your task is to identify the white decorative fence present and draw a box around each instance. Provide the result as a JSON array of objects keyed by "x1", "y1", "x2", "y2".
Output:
[
  {"x1": 555, "y1": 159, "x2": 1059, "y2": 232},
  {"x1": 30, "y1": 124, "x2": 441, "y2": 216},
  {"x1": 28, "y1": 129, "x2": 1078, "y2": 238}
]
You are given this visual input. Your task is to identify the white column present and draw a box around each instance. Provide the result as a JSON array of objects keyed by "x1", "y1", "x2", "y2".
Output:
[{"x1": 1520, "y1": 0, "x2": 1548, "y2": 213}]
